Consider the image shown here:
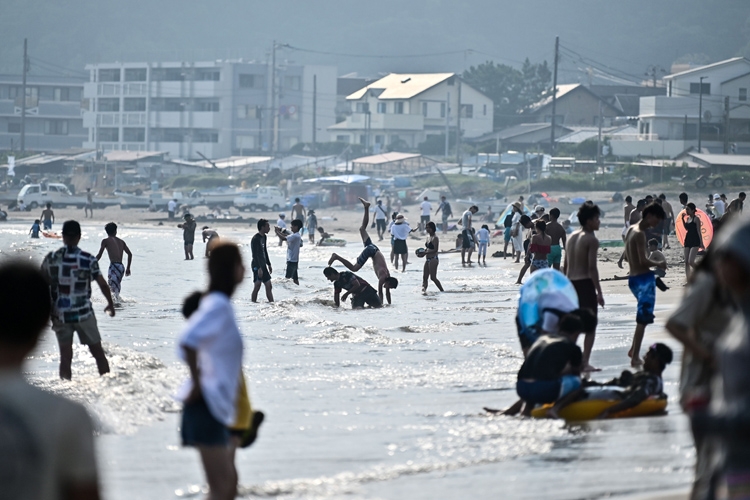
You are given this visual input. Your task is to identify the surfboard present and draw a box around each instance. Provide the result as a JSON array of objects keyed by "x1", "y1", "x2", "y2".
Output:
[
  {"x1": 674, "y1": 208, "x2": 713, "y2": 248},
  {"x1": 42, "y1": 231, "x2": 62, "y2": 239}
]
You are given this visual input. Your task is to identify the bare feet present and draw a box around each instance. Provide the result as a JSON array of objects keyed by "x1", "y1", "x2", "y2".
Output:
[
  {"x1": 582, "y1": 364, "x2": 601, "y2": 373},
  {"x1": 358, "y1": 197, "x2": 371, "y2": 209},
  {"x1": 328, "y1": 253, "x2": 338, "y2": 266},
  {"x1": 546, "y1": 407, "x2": 560, "y2": 419}
]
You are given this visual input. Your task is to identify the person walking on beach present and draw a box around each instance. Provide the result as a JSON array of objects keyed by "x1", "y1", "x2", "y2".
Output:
[
  {"x1": 461, "y1": 205, "x2": 479, "y2": 266},
  {"x1": 168, "y1": 198, "x2": 177, "y2": 220},
  {"x1": 546, "y1": 208, "x2": 566, "y2": 271},
  {"x1": 323, "y1": 267, "x2": 382, "y2": 309},
  {"x1": 476, "y1": 224, "x2": 490, "y2": 266},
  {"x1": 40, "y1": 202, "x2": 55, "y2": 230},
  {"x1": 202, "y1": 226, "x2": 219, "y2": 257},
  {"x1": 177, "y1": 242, "x2": 246, "y2": 500},
  {"x1": 275, "y1": 219, "x2": 303, "y2": 285},
  {"x1": 623, "y1": 202, "x2": 667, "y2": 368},
  {"x1": 374, "y1": 199, "x2": 388, "y2": 241},
  {"x1": 42, "y1": 220, "x2": 114, "y2": 380},
  {"x1": 510, "y1": 202, "x2": 525, "y2": 263},
  {"x1": 659, "y1": 194, "x2": 675, "y2": 249},
  {"x1": 306, "y1": 209, "x2": 318, "y2": 244},
  {"x1": 435, "y1": 195, "x2": 453, "y2": 234},
  {"x1": 528, "y1": 220, "x2": 551, "y2": 274},
  {"x1": 291, "y1": 198, "x2": 306, "y2": 227},
  {"x1": 564, "y1": 202, "x2": 605, "y2": 372},
  {"x1": 178, "y1": 213, "x2": 197, "y2": 260},
  {"x1": 419, "y1": 221, "x2": 444, "y2": 292},
  {"x1": 328, "y1": 198, "x2": 399, "y2": 303},
  {"x1": 95, "y1": 222, "x2": 132, "y2": 302},
  {"x1": 0, "y1": 262, "x2": 103, "y2": 499},
  {"x1": 681, "y1": 203, "x2": 703, "y2": 279},
  {"x1": 251, "y1": 219, "x2": 273, "y2": 303},
  {"x1": 420, "y1": 196, "x2": 431, "y2": 234},
  {"x1": 84, "y1": 188, "x2": 94, "y2": 219}
]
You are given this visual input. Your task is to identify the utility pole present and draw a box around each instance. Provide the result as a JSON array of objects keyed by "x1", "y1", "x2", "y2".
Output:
[
  {"x1": 550, "y1": 36, "x2": 559, "y2": 155},
  {"x1": 312, "y1": 74, "x2": 317, "y2": 152},
  {"x1": 698, "y1": 76, "x2": 706, "y2": 152},
  {"x1": 645, "y1": 65, "x2": 665, "y2": 88},
  {"x1": 456, "y1": 79, "x2": 462, "y2": 169},
  {"x1": 444, "y1": 92, "x2": 450, "y2": 158},
  {"x1": 20, "y1": 38, "x2": 29, "y2": 152},
  {"x1": 596, "y1": 100, "x2": 603, "y2": 166},
  {"x1": 256, "y1": 105, "x2": 263, "y2": 153},
  {"x1": 270, "y1": 40, "x2": 278, "y2": 154},
  {"x1": 723, "y1": 96, "x2": 730, "y2": 154}
]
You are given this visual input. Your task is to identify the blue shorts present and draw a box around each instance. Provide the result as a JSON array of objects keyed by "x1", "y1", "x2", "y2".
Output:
[
  {"x1": 628, "y1": 271, "x2": 656, "y2": 325},
  {"x1": 253, "y1": 266, "x2": 271, "y2": 283},
  {"x1": 516, "y1": 375, "x2": 582, "y2": 406},
  {"x1": 181, "y1": 397, "x2": 229, "y2": 447},
  {"x1": 357, "y1": 237, "x2": 380, "y2": 267},
  {"x1": 504, "y1": 227, "x2": 512, "y2": 243},
  {"x1": 43, "y1": 220, "x2": 52, "y2": 230}
]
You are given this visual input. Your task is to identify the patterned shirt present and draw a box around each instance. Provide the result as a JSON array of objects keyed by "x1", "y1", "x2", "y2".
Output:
[{"x1": 42, "y1": 246, "x2": 101, "y2": 323}]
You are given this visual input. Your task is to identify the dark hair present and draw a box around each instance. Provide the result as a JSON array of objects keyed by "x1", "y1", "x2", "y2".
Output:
[
  {"x1": 559, "y1": 314, "x2": 583, "y2": 335},
  {"x1": 385, "y1": 277, "x2": 399, "y2": 288},
  {"x1": 679, "y1": 192, "x2": 688, "y2": 204},
  {"x1": 519, "y1": 215, "x2": 531, "y2": 226},
  {"x1": 549, "y1": 207, "x2": 560, "y2": 218},
  {"x1": 34, "y1": 219, "x2": 40, "y2": 224},
  {"x1": 740, "y1": 192, "x2": 746, "y2": 198},
  {"x1": 257, "y1": 219, "x2": 269, "y2": 231},
  {"x1": 426, "y1": 221, "x2": 437, "y2": 232},
  {"x1": 481, "y1": 224, "x2": 489, "y2": 230},
  {"x1": 0, "y1": 262, "x2": 51, "y2": 345},
  {"x1": 572, "y1": 307, "x2": 598, "y2": 333},
  {"x1": 636, "y1": 199, "x2": 646, "y2": 208},
  {"x1": 686, "y1": 202, "x2": 697, "y2": 211},
  {"x1": 291, "y1": 219, "x2": 303, "y2": 230},
  {"x1": 202, "y1": 226, "x2": 210, "y2": 230},
  {"x1": 535, "y1": 220, "x2": 546, "y2": 233},
  {"x1": 207, "y1": 242, "x2": 243, "y2": 297},
  {"x1": 649, "y1": 342, "x2": 674, "y2": 369},
  {"x1": 659, "y1": 193, "x2": 666, "y2": 200},
  {"x1": 62, "y1": 220, "x2": 81, "y2": 236},
  {"x1": 470, "y1": 205, "x2": 479, "y2": 211},
  {"x1": 105, "y1": 222, "x2": 117, "y2": 235},
  {"x1": 182, "y1": 291, "x2": 203, "y2": 318},
  {"x1": 642, "y1": 202, "x2": 666, "y2": 220},
  {"x1": 323, "y1": 267, "x2": 338, "y2": 279},
  {"x1": 648, "y1": 238, "x2": 659, "y2": 247},
  {"x1": 625, "y1": 195, "x2": 632, "y2": 203},
  {"x1": 577, "y1": 201, "x2": 601, "y2": 226},
  {"x1": 295, "y1": 197, "x2": 300, "y2": 202},
  {"x1": 46, "y1": 202, "x2": 51, "y2": 208},
  {"x1": 318, "y1": 226, "x2": 325, "y2": 232}
]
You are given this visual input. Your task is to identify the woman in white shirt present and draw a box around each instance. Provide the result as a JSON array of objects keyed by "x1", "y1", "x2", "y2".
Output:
[
  {"x1": 178, "y1": 242, "x2": 245, "y2": 500},
  {"x1": 390, "y1": 214, "x2": 416, "y2": 272}
]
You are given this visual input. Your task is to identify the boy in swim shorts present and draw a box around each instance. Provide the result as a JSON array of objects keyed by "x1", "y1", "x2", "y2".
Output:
[
  {"x1": 546, "y1": 208, "x2": 566, "y2": 270},
  {"x1": 624, "y1": 202, "x2": 666, "y2": 367}
]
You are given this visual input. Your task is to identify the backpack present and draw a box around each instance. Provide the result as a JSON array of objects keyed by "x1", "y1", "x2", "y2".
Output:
[{"x1": 503, "y1": 213, "x2": 513, "y2": 228}]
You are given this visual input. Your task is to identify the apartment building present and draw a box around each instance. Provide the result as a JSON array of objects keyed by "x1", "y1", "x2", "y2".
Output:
[
  {"x1": 0, "y1": 74, "x2": 86, "y2": 151},
  {"x1": 82, "y1": 61, "x2": 337, "y2": 159}
]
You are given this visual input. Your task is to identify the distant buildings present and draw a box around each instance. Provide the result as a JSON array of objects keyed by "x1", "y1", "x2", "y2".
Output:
[
  {"x1": 0, "y1": 74, "x2": 87, "y2": 152},
  {"x1": 82, "y1": 61, "x2": 337, "y2": 159},
  {"x1": 521, "y1": 83, "x2": 621, "y2": 126}
]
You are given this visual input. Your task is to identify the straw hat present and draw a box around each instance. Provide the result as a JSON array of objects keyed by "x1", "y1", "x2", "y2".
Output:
[
  {"x1": 395, "y1": 214, "x2": 406, "y2": 223},
  {"x1": 512, "y1": 201, "x2": 523, "y2": 210}
]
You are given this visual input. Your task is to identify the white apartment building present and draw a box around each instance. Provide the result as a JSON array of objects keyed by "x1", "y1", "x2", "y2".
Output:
[
  {"x1": 82, "y1": 61, "x2": 337, "y2": 159},
  {"x1": 329, "y1": 73, "x2": 493, "y2": 150}
]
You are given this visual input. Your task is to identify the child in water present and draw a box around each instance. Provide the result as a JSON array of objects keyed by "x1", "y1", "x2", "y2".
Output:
[
  {"x1": 476, "y1": 224, "x2": 491, "y2": 266},
  {"x1": 29, "y1": 219, "x2": 41, "y2": 238}
]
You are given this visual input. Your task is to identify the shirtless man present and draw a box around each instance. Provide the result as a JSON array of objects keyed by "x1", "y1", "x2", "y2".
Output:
[
  {"x1": 619, "y1": 199, "x2": 646, "y2": 268},
  {"x1": 291, "y1": 198, "x2": 306, "y2": 228},
  {"x1": 658, "y1": 194, "x2": 675, "y2": 249},
  {"x1": 84, "y1": 188, "x2": 94, "y2": 218},
  {"x1": 328, "y1": 197, "x2": 399, "y2": 305},
  {"x1": 201, "y1": 226, "x2": 219, "y2": 257},
  {"x1": 726, "y1": 191, "x2": 746, "y2": 220},
  {"x1": 95, "y1": 222, "x2": 132, "y2": 302},
  {"x1": 546, "y1": 208, "x2": 566, "y2": 271},
  {"x1": 40, "y1": 202, "x2": 55, "y2": 230},
  {"x1": 623, "y1": 202, "x2": 667, "y2": 368},
  {"x1": 563, "y1": 201, "x2": 605, "y2": 372},
  {"x1": 622, "y1": 196, "x2": 634, "y2": 241}
]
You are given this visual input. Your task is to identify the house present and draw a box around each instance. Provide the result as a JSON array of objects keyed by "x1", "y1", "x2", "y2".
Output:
[
  {"x1": 468, "y1": 123, "x2": 573, "y2": 151},
  {"x1": 82, "y1": 61, "x2": 337, "y2": 159},
  {"x1": 328, "y1": 73, "x2": 493, "y2": 150},
  {"x1": 350, "y1": 152, "x2": 435, "y2": 175},
  {"x1": 521, "y1": 84, "x2": 621, "y2": 126},
  {"x1": 674, "y1": 151, "x2": 750, "y2": 173},
  {"x1": 588, "y1": 85, "x2": 665, "y2": 117}
]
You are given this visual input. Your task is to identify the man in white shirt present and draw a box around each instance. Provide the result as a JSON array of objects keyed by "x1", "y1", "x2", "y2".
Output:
[
  {"x1": 420, "y1": 196, "x2": 432, "y2": 234},
  {"x1": 275, "y1": 219, "x2": 303, "y2": 285},
  {"x1": 167, "y1": 198, "x2": 177, "y2": 220},
  {"x1": 713, "y1": 194, "x2": 725, "y2": 218},
  {"x1": 374, "y1": 199, "x2": 389, "y2": 241},
  {"x1": 0, "y1": 262, "x2": 101, "y2": 500}
]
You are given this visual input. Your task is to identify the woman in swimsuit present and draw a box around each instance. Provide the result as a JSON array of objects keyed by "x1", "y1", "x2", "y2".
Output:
[
  {"x1": 420, "y1": 221, "x2": 444, "y2": 293},
  {"x1": 529, "y1": 220, "x2": 552, "y2": 273},
  {"x1": 682, "y1": 203, "x2": 703, "y2": 278}
]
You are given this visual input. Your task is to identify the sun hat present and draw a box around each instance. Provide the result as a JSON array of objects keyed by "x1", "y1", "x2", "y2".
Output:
[
  {"x1": 513, "y1": 201, "x2": 523, "y2": 210},
  {"x1": 534, "y1": 205, "x2": 545, "y2": 213},
  {"x1": 395, "y1": 214, "x2": 406, "y2": 223}
]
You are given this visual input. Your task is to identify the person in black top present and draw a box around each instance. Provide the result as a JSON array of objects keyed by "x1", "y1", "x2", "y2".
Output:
[
  {"x1": 323, "y1": 267, "x2": 382, "y2": 309},
  {"x1": 177, "y1": 213, "x2": 197, "y2": 260},
  {"x1": 516, "y1": 314, "x2": 584, "y2": 417},
  {"x1": 251, "y1": 219, "x2": 273, "y2": 302}
]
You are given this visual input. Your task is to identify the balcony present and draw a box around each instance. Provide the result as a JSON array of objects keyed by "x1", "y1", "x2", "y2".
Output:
[
  {"x1": 148, "y1": 111, "x2": 220, "y2": 128},
  {"x1": 340, "y1": 112, "x2": 423, "y2": 131},
  {"x1": 639, "y1": 96, "x2": 722, "y2": 119}
]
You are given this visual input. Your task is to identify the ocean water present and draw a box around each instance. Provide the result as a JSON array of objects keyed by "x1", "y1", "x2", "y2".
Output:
[{"x1": 0, "y1": 223, "x2": 693, "y2": 499}]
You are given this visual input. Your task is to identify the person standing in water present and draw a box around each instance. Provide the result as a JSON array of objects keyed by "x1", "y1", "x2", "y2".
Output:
[
  {"x1": 275, "y1": 219, "x2": 303, "y2": 285},
  {"x1": 419, "y1": 196, "x2": 432, "y2": 234},
  {"x1": 528, "y1": 220, "x2": 551, "y2": 274},
  {"x1": 389, "y1": 213, "x2": 416, "y2": 273},
  {"x1": 30, "y1": 219, "x2": 41, "y2": 238},
  {"x1": 178, "y1": 213, "x2": 197, "y2": 260},
  {"x1": 564, "y1": 202, "x2": 605, "y2": 372},
  {"x1": 659, "y1": 194, "x2": 675, "y2": 249},
  {"x1": 546, "y1": 208, "x2": 566, "y2": 271},
  {"x1": 42, "y1": 220, "x2": 114, "y2": 380},
  {"x1": 202, "y1": 226, "x2": 220, "y2": 258},
  {"x1": 623, "y1": 202, "x2": 667, "y2": 367},
  {"x1": 374, "y1": 199, "x2": 388, "y2": 241},
  {"x1": 622, "y1": 196, "x2": 635, "y2": 240},
  {"x1": 291, "y1": 198, "x2": 306, "y2": 228},
  {"x1": 84, "y1": 188, "x2": 94, "y2": 219},
  {"x1": 40, "y1": 202, "x2": 55, "y2": 230},
  {"x1": 419, "y1": 221, "x2": 444, "y2": 293},
  {"x1": 435, "y1": 195, "x2": 453, "y2": 234},
  {"x1": 250, "y1": 219, "x2": 273, "y2": 303},
  {"x1": 681, "y1": 203, "x2": 703, "y2": 279},
  {"x1": 95, "y1": 222, "x2": 133, "y2": 302},
  {"x1": 475, "y1": 224, "x2": 490, "y2": 266},
  {"x1": 177, "y1": 242, "x2": 246, "y2": 500},
  {"x1": 306, "y1": 209, "x2": 318, "y2": 244},
  {"x1": 461, "y1": 205, "x2": 479, "y2": 266}
]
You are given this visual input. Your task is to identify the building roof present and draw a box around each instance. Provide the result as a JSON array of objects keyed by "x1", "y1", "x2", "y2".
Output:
[
  {"x1": 103, "y1": 151, "x2": 168, "y2": 162},
  {"x1": 337, "y1": 77, "x2": 374, "y2": 97},
  {"x1": 524, "y1": 84, "x2": 581, "y2": 112},
  {"x1": 613, "y1": 94, "x2": 641, "y2": 116},
  {"x1": 346, "y1": 73, "x2": 454, "y2": 101},
  {"x1": 171, "y1": 156, "x2": 273, "y2": 170},
  {"x1": 664, "y1": 57, "x2": 750, "y2": 80},
  {"x1": 722, "y1": 71, "x2": 750, "y2": 85},
  {"x1": 688, "y1": 152, "x2": 750, "y2": 168},
  {"x1": 351, "y1": 152, "x2": 422, "y2": 165}
]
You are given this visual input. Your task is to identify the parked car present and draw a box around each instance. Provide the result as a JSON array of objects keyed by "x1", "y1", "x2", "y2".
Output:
[
  {"x1": 233, "y1": 186, "x2": 286, "y2": 212},
  {"x1": 17, "y1": 183, "x2": 119, "y2": 209}
]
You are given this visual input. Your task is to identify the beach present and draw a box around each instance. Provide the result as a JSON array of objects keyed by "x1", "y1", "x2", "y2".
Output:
[{"x1": 0, "y1": 200, "x2": 696, "y2": 499}]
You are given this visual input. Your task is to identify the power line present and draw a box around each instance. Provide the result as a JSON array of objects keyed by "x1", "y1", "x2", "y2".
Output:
[{"x1": 285, "y1": 44, "x2": 467, "y2": 60}]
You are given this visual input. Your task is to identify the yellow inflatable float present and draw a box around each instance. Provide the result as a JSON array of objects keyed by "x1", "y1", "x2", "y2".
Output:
[{"x1": 530, "y1": 397, "x2": 668, "y2": 421}]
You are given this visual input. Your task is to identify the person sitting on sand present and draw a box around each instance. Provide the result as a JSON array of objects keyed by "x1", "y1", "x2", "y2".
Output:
[
  {"x1": 323, "y1": 267, "x2": 382, "y2": 309},
  {"x1": 328, "y1": 198, "x2": 399, "y2": 304}
]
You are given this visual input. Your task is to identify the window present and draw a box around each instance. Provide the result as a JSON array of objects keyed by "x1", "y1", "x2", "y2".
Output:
[
  {"x1": 237, "y1": 105, "x2": 259, "y2": 119},
  {"x1": 440, "y1": 102, "x2": 446, "y2": 118},
  {"x1": 7, "y1": 122, "x2": 20, "y2": 133},
  {"x1": 483, "y1": 104, "x2": 487, "y2": 116},
  {"x1": 123, "y1": 98, "x2": 146, "y2": 111},
  {"x1": 124, "y1": 68, "x2": 147, "y2": 82},
  {"x1": 44, "y1": 120, "x2": 68, "y2": 135},
  {"x1": 283, "y1": 76, "x2": 301, "y2": 91},
  {"x1": 336, "y1": 135, "x2": 349, "y2": 143},
  {"x1": 197, "y1": 101, "x2": 220, "y2": 112},
  {"x1": 98, "y1": 128, "x2": 119, "y2": 141},
  {"x1": 53, "y1": 87, "x2": 70, "y2": 101},
  {"x1": 359, "y1": 134, "x2": 366, "y2": 145},
  {"x1": 394, "y1": 102, "x2": 404, "y2": 114},
  {"x1": 740, "y1": 88, "x2": 748, "y2": 102},
  {"x1": 236, "y1": 135, "x2": 256, "y2": 149},
  {"x1": 194, "y1": 131, "x2": 219, "y2": 143},
  {"x1": 460, "y1": 104, "x2": 473, "y2": 119},
  {"x1": 377, "y1": 102, "x2": 387, "y2": 114},
  {"x1": 375, "y1": 135, "x2": 384, "y2": 144},
  {"x1": 689, "y1": 82, "x2": 711, "y2": 95},
  {"x1": 239, "y1": 74, "x2": 264, "y2": 89},
  {"x1": 196, "y1": 70, "x2": 220, "y2": 81},
  {"x1": 10, "y1": 86, "x2": 38, "y2": 99},
  {"x1": 98, "y1": 69, "x2": 121, "y2": 82},
  {"x1": 422, "y1": 102, "x2": 428, "y2": 117},
  {"x1": 151, "y1": 68, "x2": 184, "y2": 81},
  {"x1": 123, "y1": 128, "x2": 145, "y2": 142},
  {"x1": 98, "y1": 98, "x2": 120, "y2": 112},
  {"x1": 356, "y1": 102, "x2": 369, "y2": 113}
]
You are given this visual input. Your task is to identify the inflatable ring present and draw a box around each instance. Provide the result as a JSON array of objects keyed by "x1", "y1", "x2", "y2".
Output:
[{"x1": 530, "y1": 396, "x2": 667, "y2": 421}]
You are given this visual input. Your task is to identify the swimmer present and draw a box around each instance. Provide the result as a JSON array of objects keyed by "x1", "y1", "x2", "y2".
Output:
[
  {"x1": 328, "y1": 198, "x2": 398, "y2": 304},
  {"x1": 29, "y1": 219, "x2": 41, "y2": 238},
  {"x1": 323, "y1": 266, "x2": 382, "y2": 309},
  {"x1": 419, "y1": 221, "x2": 444, "y2": 293},
  {"x1": 316, "y1": 226, "x2": 331, "y2": 246},
  {"x1": 95, "y1": 222, "x2": 133, "y2": 302}
]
